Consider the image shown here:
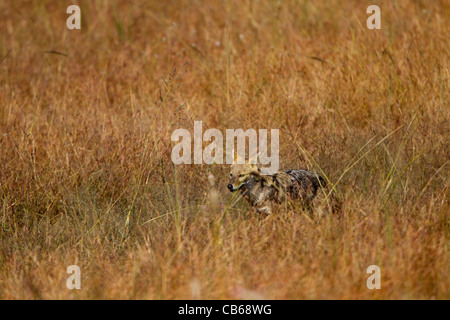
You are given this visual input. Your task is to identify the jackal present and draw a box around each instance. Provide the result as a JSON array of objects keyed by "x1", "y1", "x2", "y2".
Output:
[{"x1": 227, "y1": 160, "x2": 340, "y2": 216}]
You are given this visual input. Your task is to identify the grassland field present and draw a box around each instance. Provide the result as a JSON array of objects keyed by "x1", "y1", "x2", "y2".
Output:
[{"x1": 0, "y1": 0, "x2": 448, "y2": 299}]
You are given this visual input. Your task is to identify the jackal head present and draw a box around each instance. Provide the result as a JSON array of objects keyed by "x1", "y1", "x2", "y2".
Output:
[
  {"x1": 227, "y1": 162, "x2": 260, "y2": 192},
  {"x1": 227, "y1": 152, "x2": 261, "y2": 192}
]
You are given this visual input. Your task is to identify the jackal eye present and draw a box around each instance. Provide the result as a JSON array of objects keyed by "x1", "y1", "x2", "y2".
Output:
[{"x1": 239, "y1": 174, "x2": 245, "y2": 177}]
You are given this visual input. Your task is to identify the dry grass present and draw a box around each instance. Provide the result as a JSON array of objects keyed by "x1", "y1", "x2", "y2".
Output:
[{"x1": 0, "y1": 0, "x2": 449, "y2": 299}]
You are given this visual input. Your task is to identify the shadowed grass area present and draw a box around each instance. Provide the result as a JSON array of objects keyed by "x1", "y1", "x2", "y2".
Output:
[{"x1": 0, "y1": 0, "x2": 448, "y2": 299}]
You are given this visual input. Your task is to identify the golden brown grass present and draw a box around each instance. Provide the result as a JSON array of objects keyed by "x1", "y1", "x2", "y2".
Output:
[{"x1": 0, "y1": 0, "x2": 448, "y2": 299}]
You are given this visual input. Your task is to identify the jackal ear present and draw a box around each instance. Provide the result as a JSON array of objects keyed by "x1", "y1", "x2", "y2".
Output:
[
  {"x1": 233, "y1": 150, "x2": 245, "y2": 164},
  {"x1": 248, "y1": 151, "x2": 261, "y2": 165}
]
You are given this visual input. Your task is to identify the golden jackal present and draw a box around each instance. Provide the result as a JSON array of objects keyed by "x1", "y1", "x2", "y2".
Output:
[{"x1": 228, "y1": 161, "x2": 340, "y2": 216}]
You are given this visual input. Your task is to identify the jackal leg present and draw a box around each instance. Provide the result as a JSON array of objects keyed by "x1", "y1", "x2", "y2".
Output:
[{"x1": 255, "y1": 205, "x2": 272, "y2": 215}]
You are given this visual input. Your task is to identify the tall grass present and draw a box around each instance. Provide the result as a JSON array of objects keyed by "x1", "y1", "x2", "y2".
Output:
[{"x1": 0, "y1": 0, "x2": 448, "y2": 299}]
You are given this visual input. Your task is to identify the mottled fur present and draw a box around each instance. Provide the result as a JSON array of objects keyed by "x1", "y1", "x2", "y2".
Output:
[{"x1": 228, "y1": 162, "x2": 340, "y2": 216}]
